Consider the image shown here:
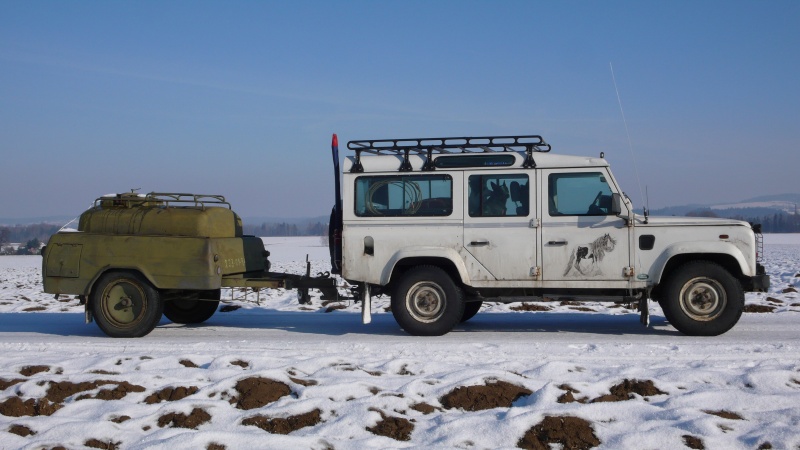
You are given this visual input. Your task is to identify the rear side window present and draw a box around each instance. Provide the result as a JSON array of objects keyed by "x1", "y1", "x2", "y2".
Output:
[
  {"x1": 549, "y1": 172, "x2": 613, "y2": 216},
  {"x1": 355, "y1": 175, "x2": 453, "y2": 217},
  {"x1": 468, "y1": 174, "x2": 529, "y2": 217}
]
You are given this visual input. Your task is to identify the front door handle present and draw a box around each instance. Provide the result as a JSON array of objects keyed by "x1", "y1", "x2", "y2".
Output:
[
  {"x1": 547, "y1": 240, "x2": 568, "y2": 246},
  {"x1": 469, "y1": 240, "x2": 490, "y2": 247}
]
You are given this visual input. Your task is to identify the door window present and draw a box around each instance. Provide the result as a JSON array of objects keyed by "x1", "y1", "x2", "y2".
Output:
[{"x1": 548, "y1": 172, "x2": 613, "y2": 216}]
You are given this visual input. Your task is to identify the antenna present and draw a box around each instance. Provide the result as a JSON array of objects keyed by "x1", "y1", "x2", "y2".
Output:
[{"x1": 610, "y1": 62, "x2": 646, "y2": 215}]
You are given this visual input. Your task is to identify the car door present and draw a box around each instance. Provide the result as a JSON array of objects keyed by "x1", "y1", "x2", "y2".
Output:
[
  {"x1": 462, "y1": 171, "x2": 538, "y2": 281},
  {"x1": 540, "y1": 169, "x2": 630, "y2": 282}
]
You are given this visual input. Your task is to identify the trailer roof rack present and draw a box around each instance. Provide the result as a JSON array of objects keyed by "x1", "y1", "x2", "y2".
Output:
[{"x1": 347, "y1": 134, "x2": 550, "y2": 172}]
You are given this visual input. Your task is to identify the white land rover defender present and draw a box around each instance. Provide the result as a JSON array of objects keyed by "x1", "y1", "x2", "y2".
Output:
[{"x1": 327, "y1": 134, "x2": 769, "y2": 337}]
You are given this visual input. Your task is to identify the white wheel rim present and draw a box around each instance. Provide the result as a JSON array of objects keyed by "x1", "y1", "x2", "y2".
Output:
[
  {"x1": 406, "y1": 281, "x2": 446, "y2": 323},
  {"x1": 679, "y1": 277, "x2": 727, "y2": 321}
]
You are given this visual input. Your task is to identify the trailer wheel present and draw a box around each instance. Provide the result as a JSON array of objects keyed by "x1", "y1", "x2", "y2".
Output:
[
  {"x1": 461, "y1": 301, "x2": 483, "y2": 323},
  {"x1": 660, "y1": 261, "x2": 744, "y2": 336},
  {"x1": 391, "y1": 266, "x2": 464, "y2": 336},
  {"x1": 91, "y1": 272, "x2": 163, "y2": 338},
  {"x1": 163, "y1": 290, "x2": 221, "y2": 324}
]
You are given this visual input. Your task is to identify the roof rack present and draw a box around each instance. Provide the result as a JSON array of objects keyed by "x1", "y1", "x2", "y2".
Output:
[{"x1": 347, "y1": 134, "x2": 550, "y2": 172}]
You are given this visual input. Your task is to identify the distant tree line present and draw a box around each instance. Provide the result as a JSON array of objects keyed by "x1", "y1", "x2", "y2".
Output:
[
  {"x1": 243, "y1": 221, "x2": 328, "y2": 237},
  {"x1": 0, "y1": 224, "x2": 61, "y2": 254},
  {"x1": 686, "y1": 209, "x2": 800, "y2": 233}
]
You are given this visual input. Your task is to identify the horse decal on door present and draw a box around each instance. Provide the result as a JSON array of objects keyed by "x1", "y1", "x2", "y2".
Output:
[{"x1": 563, "y1": 233, "x2": 617, "y2": 277}]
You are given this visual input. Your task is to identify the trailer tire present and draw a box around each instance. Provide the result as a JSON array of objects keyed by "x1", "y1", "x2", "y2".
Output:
[
  {"x1": 461, "y1": 301, "x2": 483, "y2": 323},
  {"x1": 391, "y1": 266, "x2": 464, "y2": 336},
  {"x1": 163, "y1": 290, "x2": 221, "y2": 324},
  {"x1": 660, "y1": 261, "x2": 744, "y2": 336},
  {"x1": 91, "y1": 271, "x2": 163, "y2": 338}
]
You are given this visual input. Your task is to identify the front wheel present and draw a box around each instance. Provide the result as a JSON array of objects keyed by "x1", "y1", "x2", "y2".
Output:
[
  {"x1": 391, "y1": 266, "x2": 464, "y2": 336},
  {"x1": 91, "y1": 271, "x2": 163, "y2": 338},
  {"x1": 660, "y1": 261, "x2": 744, "y2": 336},
  {"x1": 163, "y1": 290, "x2": 221, "y2": 324}
]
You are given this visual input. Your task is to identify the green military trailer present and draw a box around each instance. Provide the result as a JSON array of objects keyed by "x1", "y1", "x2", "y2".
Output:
[{"x1": 42, "y1": 192, "x2": 337, "y2": 338}]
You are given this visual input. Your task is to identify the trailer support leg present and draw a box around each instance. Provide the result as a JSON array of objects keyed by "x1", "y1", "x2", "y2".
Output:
[{"x1": 361, "y1": 284, "x2": 372, "y2": 325}]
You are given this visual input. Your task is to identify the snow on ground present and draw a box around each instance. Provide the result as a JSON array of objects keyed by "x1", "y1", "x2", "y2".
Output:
[{"x1": 0, "y1": 236, "x2": 798, "y2": 449}]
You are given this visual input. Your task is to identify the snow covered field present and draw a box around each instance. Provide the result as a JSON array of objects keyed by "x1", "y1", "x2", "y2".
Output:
[{"x1": 1, "y1": 235, "x2": 798, "y2": 449}]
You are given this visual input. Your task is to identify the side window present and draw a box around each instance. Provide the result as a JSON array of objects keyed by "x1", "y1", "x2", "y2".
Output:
[
  {"x1": 468, "y1": 174, "x2": 529, "y2": 217},
  {"x1": 355, "y1": 175, "x2": 452, "y2": 217},
  {"x1": 548, "y1": 172, "x2": 613, "y2": 216}
]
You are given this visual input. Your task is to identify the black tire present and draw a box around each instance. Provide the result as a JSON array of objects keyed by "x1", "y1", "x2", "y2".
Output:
[
  {"x1": 391, "y1": 266, "x2": 464, "y2": 336},
  {"x1": 660, "y1": 261, "x2": 744, "y2": 336},
  {"x1": 163, "y1": 290, "x2": 221, "y2": 324},
  {"x1": 461, "y1": 301, "x2": 483, "y2": 323},
  {"x1": 91, "y1": 271, "x2": 163, "y2": 338}
]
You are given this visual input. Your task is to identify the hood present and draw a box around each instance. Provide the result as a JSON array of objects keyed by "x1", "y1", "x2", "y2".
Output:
[{"x1": 635, "y1": 215, "x2": 751, "y2": 228}]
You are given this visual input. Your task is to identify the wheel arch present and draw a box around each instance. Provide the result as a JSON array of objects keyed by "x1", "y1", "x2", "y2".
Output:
[
  {"x1": 651, "y1": 253, "x2": 744, "y2": 301},
  {"x1": 84, "y1": 266, "x2": 160, "y2": 312},
  {"x1": 382, "y1": 253, "x2": 468, "y2": 292}
]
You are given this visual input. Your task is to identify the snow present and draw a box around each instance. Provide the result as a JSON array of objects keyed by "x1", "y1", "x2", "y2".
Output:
[{"x1": 1, "y1": 235, "x2": 799, "y2": 449}]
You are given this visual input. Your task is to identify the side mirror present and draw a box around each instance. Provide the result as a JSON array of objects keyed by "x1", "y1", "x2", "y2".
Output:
[{"x1": 611, "y1": 193, "x2": 622, "y2": 216}]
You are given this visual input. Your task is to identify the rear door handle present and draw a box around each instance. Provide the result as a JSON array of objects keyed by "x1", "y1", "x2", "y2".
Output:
[
  {"x1": 469, "y1": 240, "x2": 489, "y2": 246},
  {"x1": 548, "y1": 240, "x2": 568, "y2": 246}
]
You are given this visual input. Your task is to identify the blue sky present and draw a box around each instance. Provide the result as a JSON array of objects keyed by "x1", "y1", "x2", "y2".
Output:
[{"x1": 1, "y1": 1, "x2": 798, "y2": 220}]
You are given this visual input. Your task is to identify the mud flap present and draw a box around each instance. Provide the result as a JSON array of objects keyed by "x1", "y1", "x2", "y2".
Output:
[
  {"x1": 639, "y1": 297, "x2": 650, "y2": 327},
  {"x1": 361, "y1": 284, "x2": 372, "y2": 325}
]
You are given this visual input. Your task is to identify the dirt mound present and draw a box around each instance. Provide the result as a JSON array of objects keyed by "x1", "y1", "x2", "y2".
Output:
[
  {"x1": 556, "y1": 385, "x2": 587, "y2": 404},
  {"x1": 179, "y1": 359, "x2": 199, "y2": 368},
  {"x1": 110, "y1": 415, "x2": 130, "y2": 423},
  {"x1": 591, "y1": 379, "x2": 665, "y2": 403},
  {"x1": 20, "y1": 365, "x2": 50, "y2": 376},
  {"x1": 85, "y1": 438, "x2": 121, "y2": 449},
  {"x1": 743, "y1": 304, "x2": 776, "y2": 313},
  {"x1": 517, "y1": 415, "x2": 600, "y2": 450},
  {"x1": 511, "y1": 303, "x2": 552, "y2": 312},
  {"x1": 441, "y1": 380, "x2": 532, "y2": 411},
  {"x1": 144, "y1": 386, "x2": 199, "y2": 404},
  {"x1": 366, "y1": 410, "x2": 414, "y2": 441},
  {"x1": 8, "y1": 424, "x2": 36, "y2": 437},
  {"x1": 0, "y1": 378, "x2": 23, "y2": 391},
  {"x1": 46, "y1": 380, "x2": 143, "y2": 403},
  {"x1": 410, "y1": 402, "x2": 437, "y2": 414},
  {"x1": 0, "y1": 397, "x2": 61, "y2": 417},
  {"x1": 783, "y1": 287, "x2": 798, "y2": 293},
  {"x1": 683, "y1": 434, "x2": 704, "y2": 449},
  {"x1": 703, "y1": 409, "x2": 744, "y2": 420},
  {"x1": 158, "y1": 407, "x2": 211, "y2": 429},
  {"x1": 289, "y1": 377, "x2": 318, "y2": 387},
  {"x1": 234, "y1": 377, "x2": 292, "y2": 410},
  {"x1": 242, "y1": 409, "x2": 322, "y2": 434},
  {"x1": 231, "y1": 360, "x2": 249, "y2": 369}
]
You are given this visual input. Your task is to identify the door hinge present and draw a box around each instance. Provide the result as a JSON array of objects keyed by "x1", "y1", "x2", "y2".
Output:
[
  {"x1": 529, "y1": 218, "x2": 540, "y2": 228},
  {"x1": 530, "y1": 266, "x2": 541, "y2": 278}
]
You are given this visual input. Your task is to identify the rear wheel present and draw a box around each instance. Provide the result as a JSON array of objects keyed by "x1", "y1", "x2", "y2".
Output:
[
  {"x1": 660, "y1": 261, "x2": 744, "y2": 336},
  {"x1": 391, "y1": 266, "x2": 464, "y2": 336},
  {"x1": 461, "y1": 301, "x2": 483, "y2": 323},
  {"x1": 91, "y1": 272, "x2": 163, "y2": 338},
  {"x1": 163, "y1": 290, "x2": 221, "y2": 324}
]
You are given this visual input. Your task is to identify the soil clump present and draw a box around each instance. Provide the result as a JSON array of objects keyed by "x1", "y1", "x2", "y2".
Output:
[
  {"x1": 233, "y1": 377, "x2": 292, "y2": 410},
  {"x1": 591, "y1": 379, "x2": 665, "y2": 403},
  {"x1": 242, "y1": 409, "x2": 322, "y2": 434},
  {"x1": 157, "y1": 407, "x2": 212, "y2": 429},
  {"x1": 517, "y1": 415, "x2": 600, "y2": 450},
  {"x1": 144, "y1": 386, "x2": 199, "y2": 404},
  {"x1": 441, "y1": 380, "x2": 532, "y2": 411}
]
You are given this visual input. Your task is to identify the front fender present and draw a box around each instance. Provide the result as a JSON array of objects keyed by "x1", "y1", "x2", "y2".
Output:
[
  {"x1": 649, "y1": 241, "x2": 752, "y2": 283},
  {"x1": 381, "y1": 247, "x2": 471, "y2": 286}
]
